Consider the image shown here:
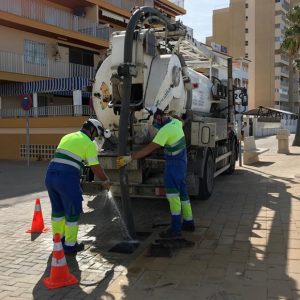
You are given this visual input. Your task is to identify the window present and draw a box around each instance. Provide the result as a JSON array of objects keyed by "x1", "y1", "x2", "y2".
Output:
[
  {"x1": 245, "y1": 3, "x2": 249, "y2": 8},
  {"x1": 275, "y1": 36, "x2": 283, "y2": 42},
  {"x1": 245, "y1": 16, "x2": 248, "y2": 21},
  {"x1": 245, "y1": 41, "x2": 249, "y2": 46},
  {"x1": 69, "y1": 47, "x2": 94, "y2": 66},
  {"x1": 24, "y1": 40, "x2": 47, "y2": 65},
  {"x1": 245, "y1": 28, "x2": 249, "y2": 33},
  {"x1": 245, "y1": 53, "x2": 249, "y2": 58}
]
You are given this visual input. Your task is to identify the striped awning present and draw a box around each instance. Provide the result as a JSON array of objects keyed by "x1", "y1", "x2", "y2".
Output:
[
  {"x1": 52, "y1": 91, "x2": 92, "y2": 98},
  {"x1": 0, "y1": 77, "x2": 91, "y2": 97}
]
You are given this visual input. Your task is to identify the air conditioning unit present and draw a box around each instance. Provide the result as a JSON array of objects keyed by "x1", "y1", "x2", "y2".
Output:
[
  {"x1": 52, "y1": 44, "x2": 61, "y2": 61},
  {"x1": 73, "y1": 7, "x2": 86, "y2": 17}
]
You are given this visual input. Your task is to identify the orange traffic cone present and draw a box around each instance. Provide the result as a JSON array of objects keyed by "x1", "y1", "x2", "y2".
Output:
[
  {"x1": 43, "y1": 233, "x2": 79, "y2": 289},
  {"x1": 26, "y1": 198, "x2": 50, "y2": 233}
]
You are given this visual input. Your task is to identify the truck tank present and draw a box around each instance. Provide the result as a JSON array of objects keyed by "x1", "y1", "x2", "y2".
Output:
[{"x1": 92, "y1": 31, "x2": 213, "y2": 137}]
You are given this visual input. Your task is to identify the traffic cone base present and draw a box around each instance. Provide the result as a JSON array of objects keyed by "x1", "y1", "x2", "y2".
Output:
[
  {"x1": 43, "y1": 233, "x2": 79, "y2": 289},
  {"x1": 26, "y1": 198, "x2": 50, "y2": 233},
  {"x1": 26, "y1": 226, "x2": 50, "y2": 233},
  {"x1": 43, "y1": 272, "x2": 78, "y2": 289}
]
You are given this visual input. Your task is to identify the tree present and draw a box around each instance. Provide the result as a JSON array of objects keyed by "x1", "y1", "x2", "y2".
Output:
[{"x1": 281, "y1": 5, "x2": 300, "y2": 146}]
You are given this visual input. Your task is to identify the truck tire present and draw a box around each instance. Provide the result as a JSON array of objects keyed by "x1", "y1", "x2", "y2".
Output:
[
  {"x1": 198, "y1": 151, "x2": 214, "y2": 200},
  {"x1": 226, "y1": 140, "x2": 237, "y2": 175}
]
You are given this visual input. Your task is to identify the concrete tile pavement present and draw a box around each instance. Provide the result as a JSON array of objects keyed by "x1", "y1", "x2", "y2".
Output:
[{"x1": 1, "y1": 135, "x2": 300, "y2": 299}]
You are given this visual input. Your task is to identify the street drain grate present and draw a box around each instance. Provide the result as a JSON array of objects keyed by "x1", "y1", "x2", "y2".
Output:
[
  {"x1": 109, "y1": 241, "x2": 140, "y2": 254},
  {"x1": 109, "y1": 231, "x2": 152, "y2": 254}
]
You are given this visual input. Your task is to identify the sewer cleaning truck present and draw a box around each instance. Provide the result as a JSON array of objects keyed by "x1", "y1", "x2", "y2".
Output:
[{"x1": 81, "y1": 7, "x2": 247, "y2": 234}]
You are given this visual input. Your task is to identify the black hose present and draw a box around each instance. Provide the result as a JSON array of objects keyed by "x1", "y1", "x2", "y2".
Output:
[{"x1": 118, "y1": 7, "x2": 176, "y2": 238}]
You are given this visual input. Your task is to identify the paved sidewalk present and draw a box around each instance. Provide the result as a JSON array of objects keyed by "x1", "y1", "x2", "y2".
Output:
[{"x1": 1, "y1": 135, "x2": 300, "y2": 299}]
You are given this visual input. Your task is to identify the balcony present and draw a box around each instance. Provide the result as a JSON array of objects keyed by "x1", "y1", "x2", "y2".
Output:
[
  {"x1": 0, "y1": 105, "x2": 95, "y2": 118},
  {"x1": 0, "y1": 0, "x2": 111, "y2": 48},
  {"x1": 275, "y1": 0, "x2": 289, "y2": 12},
  {"x1": 168, "y1": 0, "x2": 184, "y2": 8},
  {"x1": 103, "y1": 0, "x2": 147, "y2": 11},
  {"x1": 0, "y1": 51, "x2": 95, "y2": 79},
  {"x1": 275, "y1": 54, "x2": 290, "y2": 66}
]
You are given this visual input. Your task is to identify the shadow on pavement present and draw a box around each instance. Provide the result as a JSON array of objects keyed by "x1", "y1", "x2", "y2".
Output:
[
  {"x1": 32, "y1": 191, "x2": 168, "y2": 299},
  {"x1": 0, "y1": 160, "x2": 48, "y2": 200},
  {"x1": 30, "y1": 166, "x2": 300, "y2": 299},
  {"x1": 113, "y1": 169, "x2": 299, "y2": 299},
  {"x1": 250, "y1": 161, "x2": 275, "y2": 167},
  {"x1": 32, "y1": 254, "x2": 116, "y2": 300}
]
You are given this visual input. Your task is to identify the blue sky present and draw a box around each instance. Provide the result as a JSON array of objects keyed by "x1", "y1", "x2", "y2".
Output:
[{"x1": 180, "y1": 0, "x2": 230, "y2": 43}]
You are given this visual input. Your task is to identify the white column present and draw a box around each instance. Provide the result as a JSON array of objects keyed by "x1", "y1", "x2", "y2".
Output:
[
  {"x1": 73, "y1": 90, "x2": 82, "y2": 116},
  {"x1": 33, "y1": 93, "x2": 38, "y2": 117}
]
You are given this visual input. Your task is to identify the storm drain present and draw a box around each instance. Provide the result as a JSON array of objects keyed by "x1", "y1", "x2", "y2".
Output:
[{"x1": 109, "y1": 231, "x2": 151, "y2": 254}]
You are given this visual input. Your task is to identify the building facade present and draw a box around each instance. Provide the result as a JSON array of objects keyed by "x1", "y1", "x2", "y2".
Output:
[
  {"x1": 206, "y1": 0, "x2": 300, "y2": 113},
  {"x1": 0, "y1": 0, "x2": 185, "y2": 160}
]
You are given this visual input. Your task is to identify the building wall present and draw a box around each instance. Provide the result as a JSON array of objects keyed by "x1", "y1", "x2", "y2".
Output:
[
  {"x1": 0, "y1": 26, "x2": 57, "y2": 60},
  {"x1": 252, "y1": 0, "x2": 275, "y2": 109},
  {"x1": 209, "y1": 0, "x2": 299, "y2": 111},
  {"x1": 212, "y1": 8, "x2": 230, "y2": 49},
  {"x1": 292, "y1": 0, "x2": 300, "y2": 6},
  {"x1": 229, "y1": 0, "x2": 246, "y2": 59},
  {"x1": 1, "y1": 96, "x2": 22, "y2": 109},
  {"x1": 0, "y1": 116, "x2": 87, "y2": 160},
  {"x1": 0, "y1": 0, "x2": 186, "y2": 161}
]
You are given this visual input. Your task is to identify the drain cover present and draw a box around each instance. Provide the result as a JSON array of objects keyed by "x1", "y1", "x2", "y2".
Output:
[
  {"x1": 109, "y1": 241, "x2": 140, "y2": 254},
  {"x1": 148, "y1": 243, "x2": 173, "y2": 257},
  {"x1": 109, "y1": 232, "x2": 151, "y2": 254}
]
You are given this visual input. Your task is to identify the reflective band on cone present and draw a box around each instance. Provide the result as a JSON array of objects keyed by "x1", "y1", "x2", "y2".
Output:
[{"x1": 43, "y1": 233, "x2": 78, "y2": 289}]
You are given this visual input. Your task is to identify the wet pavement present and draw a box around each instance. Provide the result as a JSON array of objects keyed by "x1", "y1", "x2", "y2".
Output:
[{"x1": 1, "y1": 134, "x2": 300, "y2": 299}]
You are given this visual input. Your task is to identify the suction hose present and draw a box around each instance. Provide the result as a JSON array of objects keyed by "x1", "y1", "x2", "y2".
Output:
[{"x1": 118, "y1": 7, "x2": 176, "y2": 238}]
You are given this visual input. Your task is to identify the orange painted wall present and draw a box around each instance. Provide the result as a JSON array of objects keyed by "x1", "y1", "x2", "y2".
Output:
[{"x1": 0, "y1": 116, "x2": 88, "y2": 160}]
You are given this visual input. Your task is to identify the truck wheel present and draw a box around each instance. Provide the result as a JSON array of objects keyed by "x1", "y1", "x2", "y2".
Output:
[
  {"x1": 226, "y1": 141, "x2": 237, "y2": 175},
  {"x1": 198, "y1": 151, "x2": 214, "y2": 200}
]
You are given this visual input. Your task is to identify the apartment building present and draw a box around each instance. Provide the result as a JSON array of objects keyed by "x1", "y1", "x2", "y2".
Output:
[
  {"x1": 0, "y1": 0, "x2": 185, "y2": 160},
  {"x1": 206, "y1": 0, "x2": 300, "y2": 113}
]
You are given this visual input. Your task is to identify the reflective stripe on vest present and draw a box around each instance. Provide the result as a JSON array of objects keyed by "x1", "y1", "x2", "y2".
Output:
[
  {"x1": 51, "y1": 158, "x2": 81, "y2": 170},
  {"x1": 54, "y1": 149, "x2": 85, "y2": 169},
  {"x1": 164, "y1": 137, "x2": 186, "y2": 156}
]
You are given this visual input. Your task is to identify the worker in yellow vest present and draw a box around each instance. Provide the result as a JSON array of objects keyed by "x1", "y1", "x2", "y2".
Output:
[
  {"x1": 45, "y1": 119, "x2": 110, "y2": 254},
  {"x1": 117, "y1": 108, "x2": 194, "y2": 238}
]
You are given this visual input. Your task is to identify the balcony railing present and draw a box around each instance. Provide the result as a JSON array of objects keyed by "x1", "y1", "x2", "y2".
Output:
[
  {"x1": 168, "y1": 0, "x2": 185, "y2": 8},
  {"x1": 102, "y1": 0, "x2": 145, "y2": 11},
  {"x1": 0, "y1": 0, "x2": 111, "y2": 40},
  {"x1": 103, "y1": 0, "x2": 184, "y2": 11},
  {"x1": 0, "y1": 105, "x2": 96, "y2": 118},
  {"x1": 0, "y1": 51, "x2": 96, "y2": 79}
]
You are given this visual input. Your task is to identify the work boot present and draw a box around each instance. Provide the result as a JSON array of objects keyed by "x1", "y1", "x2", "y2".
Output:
[
  {"x1": 181, "y1": 221, "x2": 195, "y2": 232},
  {"x1": 159, "y1": 228, "x2": 181, "y2": 239},
  {"x1": 63, "y1": 242, "x2": 85, "y2": 255}
]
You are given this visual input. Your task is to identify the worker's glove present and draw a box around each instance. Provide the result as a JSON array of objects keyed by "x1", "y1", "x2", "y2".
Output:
[
  {"x1": 116, "y1": 155, "x2": 132, "y2": 168},
  {"x1": 101, "y1": 180, "x2": 111, "y2": 191}
]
